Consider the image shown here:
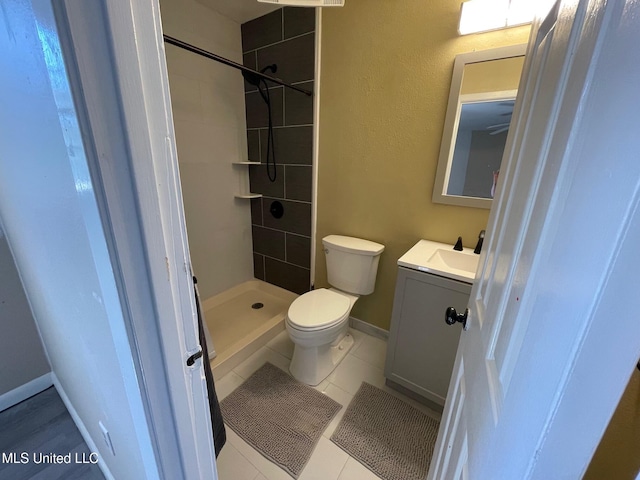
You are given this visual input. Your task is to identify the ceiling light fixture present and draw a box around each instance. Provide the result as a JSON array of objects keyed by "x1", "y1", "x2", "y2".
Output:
[
  {"x1": 458, "y1": 0, "x2": 536, "y2": 35},
  {"x1": 257, "y1": 0, "x2": 344, "y2": 6}
]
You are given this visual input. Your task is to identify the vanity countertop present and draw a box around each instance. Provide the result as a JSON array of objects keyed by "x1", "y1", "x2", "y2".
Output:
[{"x1": 397, "y1": 239, "x2": 479, "y2": 284}]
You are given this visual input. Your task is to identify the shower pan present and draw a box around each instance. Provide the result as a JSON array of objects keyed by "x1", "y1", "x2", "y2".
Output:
[{"x1": 200, "y1": 280, "x2": 297, "y2": 378}]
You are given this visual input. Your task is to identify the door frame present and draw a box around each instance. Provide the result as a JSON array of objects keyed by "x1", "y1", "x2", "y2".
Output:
[{"x1": 52, "y1": 1, "x2": 218, "y2": 478}]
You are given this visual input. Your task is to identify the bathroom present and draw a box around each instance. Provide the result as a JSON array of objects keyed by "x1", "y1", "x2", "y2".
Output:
[
  {"x1": 1, "y1": 0, "x2": 639, "y2": 479},
  {"x1": 161, "y1": 0, "x2": 524, "y2": 372},
  {"x1": 157, "y1": 0, "x2": 527, "y2": 477},
  {"x1": 158, "y1": 0, "x2": 638, "y2": 479},
  {"x1": 160, "y1": 0, "x2": 640, "y2": 478}
]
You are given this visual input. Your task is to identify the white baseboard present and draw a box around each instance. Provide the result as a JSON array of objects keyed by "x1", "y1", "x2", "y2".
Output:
[
  {"x1": 0, "y1": 373, "x2": 53, "y2": 412},
  {"x1": 349, "y1": 316, "x2": 389, "y2": 340},
  {"x1": 52, "y1": 374, "x2": 115, "y2": 480}
]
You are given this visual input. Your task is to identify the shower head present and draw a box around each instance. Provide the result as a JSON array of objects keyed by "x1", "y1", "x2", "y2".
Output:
[{"x1": 261, "y1": 64, "x2": 277, "y2": 74}]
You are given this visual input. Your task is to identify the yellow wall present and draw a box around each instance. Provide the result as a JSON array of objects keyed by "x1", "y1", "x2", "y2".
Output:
[
  {"x1": 316, "y1": 0, "x2": 530, "y2": 329},
  {"x1": 585, "y1": 370, "x2": 640, "y2": 479}
]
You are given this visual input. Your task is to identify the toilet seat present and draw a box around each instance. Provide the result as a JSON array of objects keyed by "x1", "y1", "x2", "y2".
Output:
[{"x1": 287, "y1": 289, "x2": 350, "y2": 331}]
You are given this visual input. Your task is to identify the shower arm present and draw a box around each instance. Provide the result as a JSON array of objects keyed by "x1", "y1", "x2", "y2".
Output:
[{"x1": 163, "y1": 35, "x2": 313, "y2": 97}]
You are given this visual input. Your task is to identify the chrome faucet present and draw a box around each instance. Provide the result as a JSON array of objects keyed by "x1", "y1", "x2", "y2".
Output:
[{"x1": 474, "y1": 230, "x2": 485, "y2": 254}]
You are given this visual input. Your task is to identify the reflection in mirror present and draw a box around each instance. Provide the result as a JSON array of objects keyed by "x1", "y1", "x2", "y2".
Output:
[
  {"x1": 447, "y1": 92, "x2": 516, "y2": 199},
  {"x1": 433, "y1": 45, "x2": 526, "y2": 209}
]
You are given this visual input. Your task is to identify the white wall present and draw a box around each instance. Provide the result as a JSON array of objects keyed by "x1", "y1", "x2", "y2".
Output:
[
  {"x1": 0, "y1": 2, "x2": 158, "y2": 478},
  {"x1": 161, "y1": 0, "x2": 254, "y2": 300},
  {"x1": 0, "y1": 228, "x2": 50, "y2": 399}
]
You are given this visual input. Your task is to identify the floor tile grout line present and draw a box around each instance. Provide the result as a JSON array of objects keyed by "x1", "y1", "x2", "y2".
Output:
[
  {"x1": 325, "y1": 380, "x2": 353, "y2": 399},
  {"x1": 231, "y1": 368, "x2": 248, "y2": 381},
  {"x1": 336, "y1": 456, "x2": 350, "y2": 480},
  {"x1": 229, "y1": 433, "x2": 276, "y2": 480},
  {"x1": 221, "y1": 442, "x2": 260, "y2": 480},
  {"x1": 330, "y1": 450, "x2": 351, "y2": 480}
]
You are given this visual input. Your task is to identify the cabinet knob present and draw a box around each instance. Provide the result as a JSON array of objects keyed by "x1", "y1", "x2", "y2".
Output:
[{"x1": 445, "y1": 307, "x2": 468, "y2": 329}]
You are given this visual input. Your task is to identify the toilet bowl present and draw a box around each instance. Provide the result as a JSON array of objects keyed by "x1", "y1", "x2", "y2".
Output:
[
  {"x1": 286, "y1": 288, "x2": 358, "y2": 385},
  {"x1": 286, "y1": 235, "x2": 384, "y2": 385}
]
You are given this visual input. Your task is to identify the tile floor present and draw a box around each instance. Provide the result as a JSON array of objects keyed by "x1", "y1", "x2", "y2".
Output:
[{"x1": 214, "y1": 328, "x2": 442, "y2": 480}]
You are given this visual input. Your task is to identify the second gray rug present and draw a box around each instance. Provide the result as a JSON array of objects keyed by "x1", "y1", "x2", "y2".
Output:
[
  {"x1": 330, "y1": 382, "x2": 440, "y2": 480},
  {"x1": 220, "y1": 362, "x2": 341, "y2": 478}
]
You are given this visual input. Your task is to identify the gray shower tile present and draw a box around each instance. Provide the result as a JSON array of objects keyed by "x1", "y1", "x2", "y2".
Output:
[
  {"x1": 241, "y1": 10, "x2": 283, "y2": 53},
  {"x1": 286, "y1": 233, "x2": 311, "y2": 268},
  {"x1": 243, "y1": 52, "x2": 258, "y2": 93},
  {"x1": 253, "y1": 253, "x2": 265, "y2": 280},
  {"x1": 257, "y1": 33, "x2": 315, "y2": 85},
  {"x1": 261, "y1": 197, "x2": 311, "y2": 236},
  {"x1": 247, "y1": 130, "x2": 260, "y2": 163},
  {"x1": 250, "y1": 197, "x2": 263, "y2": 226},
  {"x1": 285, "y1": 165, "x2": 312, "y2": 202},
  {"x1": 260, "y1": 126, "x2": 312, "y2": 165},
  {"x1": 284, "y1": 7, "x2": 315, "y2": 39},
  {"x1": 252, "y1": 226, "x2": 286, "y2": 260},
  {"x1": 285, "y1": 81, "x2": 314, "y2": 126},
  {"x1": 249, "y1": 164, "x2": 284, "y2": 198},
  {"x1": 245, "y1": 87, "x2": 284, "y2": 129},
  {"x1": 243, "y1": 51, "x2": 257, "y2": 69},
  {"x1": 264, "y1": 257, "x2": 310, "y2": 295}
]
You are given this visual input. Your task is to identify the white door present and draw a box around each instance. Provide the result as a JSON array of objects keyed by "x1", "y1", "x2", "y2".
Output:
[
  {"x1": 429, "y1": 0, "x2": 640, "y2": 478},
  {"x1": 51, "y1": 1, "x2": 219, "y2": 478}
]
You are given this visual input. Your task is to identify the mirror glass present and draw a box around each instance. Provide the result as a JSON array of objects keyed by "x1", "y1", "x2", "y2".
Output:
[{"x1": 433, "y1": 45, "x2": 526, "y2": 209}]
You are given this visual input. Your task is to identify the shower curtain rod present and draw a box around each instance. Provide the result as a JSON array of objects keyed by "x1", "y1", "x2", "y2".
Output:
[{"x1": 163, "y1": 35, "x2": 314, "y2": 97}]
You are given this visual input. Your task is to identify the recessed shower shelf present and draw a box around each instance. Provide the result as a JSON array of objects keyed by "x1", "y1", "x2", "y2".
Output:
[
  {"x1": 233, "y1": 161, "x2": 261, "y2": 199},
  {"x1": 234, "y1": 193, "x2": 262, "y2": 199}
]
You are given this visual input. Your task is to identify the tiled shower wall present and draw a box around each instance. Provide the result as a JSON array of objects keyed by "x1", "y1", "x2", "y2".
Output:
[{"x1": 242, "y1": 8, "x2": 315, "y2": 295}]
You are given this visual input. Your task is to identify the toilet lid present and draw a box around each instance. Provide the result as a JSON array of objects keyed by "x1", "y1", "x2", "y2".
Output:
[{"x1": 288, "y1": 289, "x2": 350, "y2": 330}]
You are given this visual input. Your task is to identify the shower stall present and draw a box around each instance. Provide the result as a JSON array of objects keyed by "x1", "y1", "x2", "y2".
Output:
[{"x1": 160, "y1": 0, "x2": 317, "y2": 378}]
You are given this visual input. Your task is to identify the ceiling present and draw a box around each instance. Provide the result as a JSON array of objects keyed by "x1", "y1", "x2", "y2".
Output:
[
  {"x1": 194, "y1": 0, "x2": 280, "y2": 24},
  {"x1": 458, "y1": 100, "x2": 515, "y2": 132}
]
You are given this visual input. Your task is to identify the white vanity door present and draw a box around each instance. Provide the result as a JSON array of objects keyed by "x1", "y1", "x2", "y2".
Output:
[
  {"x1": 385, "y1": 267, "x2": 471, "y2": 407},
  {"x1": 428, "y1": 0, "x2": 640, "y2": 477}
]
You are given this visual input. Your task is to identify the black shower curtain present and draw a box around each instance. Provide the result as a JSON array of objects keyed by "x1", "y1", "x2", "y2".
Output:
[{"x1": 194, "y1": 277, "x2": 226, "y2": 457}]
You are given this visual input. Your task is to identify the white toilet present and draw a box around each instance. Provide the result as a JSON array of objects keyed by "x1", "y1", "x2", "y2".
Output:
[{"x1": 286, "y1": 235, "x2": 385, "y2": 385}]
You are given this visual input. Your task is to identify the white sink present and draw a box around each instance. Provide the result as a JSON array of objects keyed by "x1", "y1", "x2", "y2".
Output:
[
  {"x1": 427, "y1": 248, "x2": 479, "y2": 276},
  {"x1": 397, "y1": 239, "x2": 480, "y2": 283}
]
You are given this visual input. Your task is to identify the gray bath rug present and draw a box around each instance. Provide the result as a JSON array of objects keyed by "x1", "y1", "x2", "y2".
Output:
[
  {"x1": 220, "y1": 362, "x2": 341, "y2": 478},
  {"x1": 330, "y1": 382, "x2": 440, "y2": 480}
]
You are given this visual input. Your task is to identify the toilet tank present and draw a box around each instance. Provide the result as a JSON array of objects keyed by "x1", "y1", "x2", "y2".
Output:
[{"x1": 323, "y1": 235, "x2": 385, "y2": 295}]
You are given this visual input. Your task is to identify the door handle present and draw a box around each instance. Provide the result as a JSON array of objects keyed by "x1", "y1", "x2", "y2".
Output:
[
  {"x1": 445, "y1": 307, "x2": 468, "y2": 329},
  {"x1": 186, "y1": 349, "x2": 203, "y2": 366}
]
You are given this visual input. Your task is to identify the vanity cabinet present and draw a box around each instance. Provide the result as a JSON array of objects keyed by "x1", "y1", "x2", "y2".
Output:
[{"x1": 384, "y1": 266, "x2": 471, "y2": 408}]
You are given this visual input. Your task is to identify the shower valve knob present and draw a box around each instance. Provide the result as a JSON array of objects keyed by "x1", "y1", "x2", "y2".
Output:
[{"x1": 269, "y1": 201, "x2": 284, "y2": 219}]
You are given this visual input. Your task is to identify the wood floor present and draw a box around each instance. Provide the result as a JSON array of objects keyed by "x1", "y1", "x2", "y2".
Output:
[{"x1": 0, "y1": 387, "x2": 105, "y2": 480}]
